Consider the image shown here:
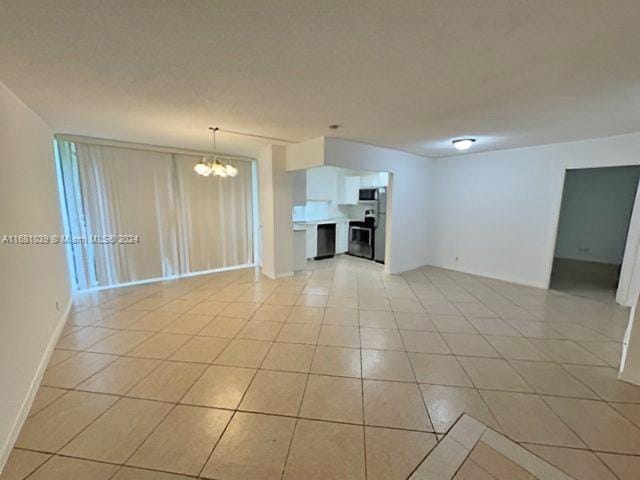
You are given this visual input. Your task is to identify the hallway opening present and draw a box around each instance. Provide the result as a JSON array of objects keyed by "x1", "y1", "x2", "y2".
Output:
[{"x1": 550, "y1": 165, "x2": 640, "y2": 303}]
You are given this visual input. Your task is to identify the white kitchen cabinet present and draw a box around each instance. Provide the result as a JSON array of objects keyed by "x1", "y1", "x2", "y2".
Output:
[
  {"x1": 359, "y1": 171, "x2": 389, "y2": 188},
  {"x1": 305, "y1": 222, "x2": 347, "y2": 258},
  {"x1": 306, "y1": 167, "x2": 338, "y2": 201},
  {"x1": 293, "y1": 230, "x2": 306, "y2": 271},
  {"x1": 339, "y1": 175, "x2": 360, "y2": 205},
  {"x1": 305, "y1": 224, "x2": 317, "y2": 258},
  {"x1": 336, "y1": 222, "x2": 348, "y2": 253}
]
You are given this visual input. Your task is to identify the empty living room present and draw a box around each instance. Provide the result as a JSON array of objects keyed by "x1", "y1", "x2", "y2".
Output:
[{"x1": 3, "y1": 1, "x2": 640, "y2": 479}]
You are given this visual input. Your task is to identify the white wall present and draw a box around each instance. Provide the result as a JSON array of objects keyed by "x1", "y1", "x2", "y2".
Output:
[
  {"x1": 257, "y1": 146, "x2": 276, "y2": 277},
  {"x1": 554, "y1": 166, "x2": 640, "y2": 264},
  {"x1": 258, "y1": 144, "x2": 293, "y2": 278},
  {"x1": 323, "y1": 138, "x2": 434, "y2": 274},
  {"x1": 0, "y1": 82, "x2": 71, "y2": 467},
  {"x1": 429, "y1": 133, "x2": 640, "y2": 288},
  {"x1": 285, "y1": 137, "x2": 324, "y2": 171}
]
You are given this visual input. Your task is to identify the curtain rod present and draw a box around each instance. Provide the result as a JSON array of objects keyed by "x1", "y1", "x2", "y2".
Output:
[{"x1": 54, "y1": 133, "x2": 256, "y2": 162}]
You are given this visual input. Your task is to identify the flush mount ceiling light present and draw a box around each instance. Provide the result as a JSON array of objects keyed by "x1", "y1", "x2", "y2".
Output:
[
  {"x1": 194, "y1": 127, "x2": 238, "y2": 178},
  {"x1": 452, "y1": 138, "x2": 476, "y2": 151}
]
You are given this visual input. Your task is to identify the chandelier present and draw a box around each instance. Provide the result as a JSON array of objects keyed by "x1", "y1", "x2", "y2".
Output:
[{"x1": 194, "y1": 127, "x2": 238, "y2": 177}]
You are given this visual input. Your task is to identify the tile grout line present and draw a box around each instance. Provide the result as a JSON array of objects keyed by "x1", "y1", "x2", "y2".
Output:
[
  {"x1": 358, "y1": 308, "x2": 368, "y2": 480},
  {"x1": 278, "y1": 311, "x2": 322, "y2": 480},
  {"x1": 60, "y1": 276, "x2": 252, "y2": 479},
  {"x1": 51, "y1": 327, "x2": 631, "y2": 405},
  {"x1": 195, "y1": 301, "x2": 297, "y2": 479},
  {"x1": 396, "y1": 312, "x2": 437, "y2": 437},
  {"x1": 19, "y1": 260, "x2": 635, "y2": 478},
  {"x1": 404, "y1": 410, "x2": 468, "y2": 478}
]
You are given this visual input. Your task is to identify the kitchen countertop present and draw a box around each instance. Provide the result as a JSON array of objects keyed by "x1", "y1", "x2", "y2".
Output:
[
  {"x1": 293, "y1": 217, "x2": 351, "y2": 225},
  {"x1": 293, "y1": 217, "x2": 356, "y2": 231}
]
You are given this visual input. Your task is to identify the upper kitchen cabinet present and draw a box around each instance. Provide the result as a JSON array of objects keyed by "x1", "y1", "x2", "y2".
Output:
[
  {"x1": 304, "y1": 166, "x2": 387, "y2": 204},
  {"x1": 359, "y1": 171, "x2": 389, "y2": 188},
  {"x1": 306, "y1": 167, "x2": 338, "y2": 201},
  {"x1": 338, "y1": 175, "x2": 360, "y2": 205}
]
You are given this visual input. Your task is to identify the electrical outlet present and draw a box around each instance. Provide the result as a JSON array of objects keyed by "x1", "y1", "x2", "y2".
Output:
[
  {"x1": 55, "y1": 300, "x2": 61, "y2": 311},
  {"x1": 455, "y1": 256, "x2": 459, "y2": 262},
  {"x1": 577, "y1": 247, "x2": 590, "y2": 253}
]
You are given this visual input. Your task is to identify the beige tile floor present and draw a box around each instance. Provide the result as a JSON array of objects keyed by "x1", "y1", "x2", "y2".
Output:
[
  {"x1": 549, "y1": 258, "x2": 619, "y2": 304},
  {"x1": 2, "y1": 255, "x2": 639, "y2": 479},
  {"x1": 410, "y1": 414, "x2": 572, "y2": 479}
]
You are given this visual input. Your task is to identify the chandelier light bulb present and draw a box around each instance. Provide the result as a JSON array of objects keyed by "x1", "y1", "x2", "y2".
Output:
[
  {"x1": 211, "y1": 162, "x2": 228, "y2": 177},
  {"x1": 194, "y1": 127, "x2": 239, "y2": 178},
  {"x1": 194, "y1": 161, "x2": 212, "y2": 176},
  {"x1": 225, "y1": 164, "x2": 238, "y2": 177}
]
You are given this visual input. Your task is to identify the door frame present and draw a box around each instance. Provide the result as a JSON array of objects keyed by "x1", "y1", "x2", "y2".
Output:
[
  {"x1": 545, "y1": 168, "x2": 568, "y2": 290},
  {"x1": 617, "y1": 178, "x2": 640, "y2": 306},
  {"x1": 547, "y1": 167, "x2": 640, "y2": 306}
]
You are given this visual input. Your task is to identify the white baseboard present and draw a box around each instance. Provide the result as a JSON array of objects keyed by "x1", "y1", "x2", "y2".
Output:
[
  {"x1": 276, "y1": 271, "x2": 294, "y2": 278},
  {"x1": 387, "y1": 257, "x2": 431, "y2": 275},
  {"x1": 0, "y1": 297, "x2": 72, "y2": 470},
  {"x1": 76, "y1": 263, "x2": 258, "y2": 293},
  {"x1": 619, "y1": 369, "x2": 640, "y2": 387},
  {"x1": 426, "y1": 262, "x2": 548, "y2": 289}
]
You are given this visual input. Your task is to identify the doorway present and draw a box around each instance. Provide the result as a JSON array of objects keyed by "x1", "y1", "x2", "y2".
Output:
[
  {"x1": 290, "y1": 166, "x2": 390, "y2": 271},
  {"x1": 550, "y1": 166, "x2": 640, "y2": 302}
]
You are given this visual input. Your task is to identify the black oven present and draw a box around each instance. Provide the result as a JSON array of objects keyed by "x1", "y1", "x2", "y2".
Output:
[
  {"x1": 358, "y1": 188, "x2": 378, "y2": 201},
  {"x1": 348, "y1": 218, "x2": 375, "y2": 260}
]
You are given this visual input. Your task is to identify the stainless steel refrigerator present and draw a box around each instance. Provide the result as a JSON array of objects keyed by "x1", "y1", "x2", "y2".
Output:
[{"x1": 375, "y1": 188, "x2": 386, "y2": 263}]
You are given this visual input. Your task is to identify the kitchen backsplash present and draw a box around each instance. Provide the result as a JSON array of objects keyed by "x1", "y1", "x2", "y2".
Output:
[{"x1": 293, "y1": 201, "x2": 364, "y2": 222}]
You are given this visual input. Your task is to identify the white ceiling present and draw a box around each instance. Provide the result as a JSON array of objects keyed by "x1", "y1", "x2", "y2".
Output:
[{"x1": 2, "y1": 0, "x2": 640, "y2": 158}]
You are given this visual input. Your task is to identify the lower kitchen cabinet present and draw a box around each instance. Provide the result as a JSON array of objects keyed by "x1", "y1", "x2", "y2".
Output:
[
  {"x1": 336, "y1": 222, "x2": 348, "y2": 253},
  {"x1": 305, "y1": 224, "x2": 317, "y2": 258},
  {"x1": 305, "y1": 222, "x2": 349, "y2": 259}
]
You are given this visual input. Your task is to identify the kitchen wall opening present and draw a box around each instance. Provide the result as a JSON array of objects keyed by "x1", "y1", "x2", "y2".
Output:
[
  {"x1": 550, "y1": 165, "x2": 640, "y2": 303},
  {"x1": 291, "y1": 166, "x2": 390, "y2": 270}
]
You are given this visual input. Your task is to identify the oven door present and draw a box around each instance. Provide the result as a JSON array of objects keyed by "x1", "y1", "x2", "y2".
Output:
[{"x1": 348, "y1": 226, "x2": 373, "y2": 259}]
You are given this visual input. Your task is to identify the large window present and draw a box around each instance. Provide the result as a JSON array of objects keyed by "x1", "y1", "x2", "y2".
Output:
[{"x1": 55, "y1": 139, "x2": 255, "y2": 290}]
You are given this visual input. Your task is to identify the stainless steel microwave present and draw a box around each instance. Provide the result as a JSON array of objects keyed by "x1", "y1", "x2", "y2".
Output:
[{"x1": 359, "y1": 188, "x2": 377, "y2": 201}]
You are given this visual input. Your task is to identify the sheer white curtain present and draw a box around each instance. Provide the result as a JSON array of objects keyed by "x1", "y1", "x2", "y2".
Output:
[
  {"x1": 56, "y1": 140, "x2": 254, "y2": 289},
  {"x1": 173, "y1": 154, "x2": 254, "y2": 272}
]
